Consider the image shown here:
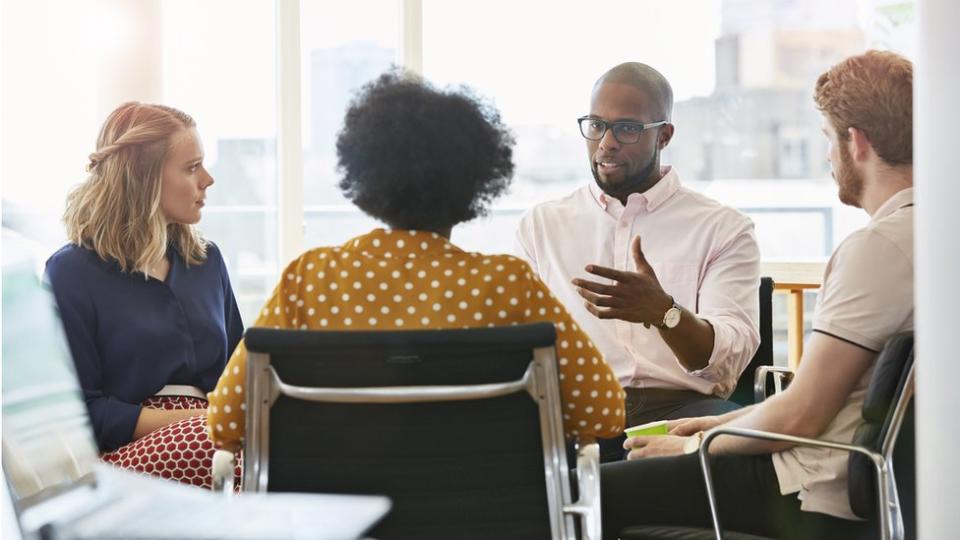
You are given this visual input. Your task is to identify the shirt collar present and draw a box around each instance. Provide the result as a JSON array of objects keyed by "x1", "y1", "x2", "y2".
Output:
[
  {"x1": 641, "y1": 166, "x2": 681, "y2": 211},
  {"x1": 345, "y1": 228, "x2": 463, "y2": 259},
  {"x1": 587, "y1": 165, "x2": 681, "y2": 212},
  {"x1": 871, "y1": 187, "x2": 914, "y2": 222}
]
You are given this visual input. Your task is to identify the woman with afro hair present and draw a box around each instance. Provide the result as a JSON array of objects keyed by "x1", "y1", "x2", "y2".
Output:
[{"x1": 209, "y1": 70, "x2": 625, "y2": 452}]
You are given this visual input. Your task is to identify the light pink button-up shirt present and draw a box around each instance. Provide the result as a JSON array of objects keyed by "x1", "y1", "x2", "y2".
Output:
[{"x1": 515, "y1": 166, "x2": 760, "y2": 396}]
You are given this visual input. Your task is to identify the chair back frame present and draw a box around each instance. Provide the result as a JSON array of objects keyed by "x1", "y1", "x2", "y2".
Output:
[
  {"x1": 241, "y1": 327, "x2": 593, "y2": 539},
  {"x1": 730, "y1": 276, "x2": 774, "y2": 406},
  {"x1": 700, "y1": 361, "x2": 915, "y2": 540}
]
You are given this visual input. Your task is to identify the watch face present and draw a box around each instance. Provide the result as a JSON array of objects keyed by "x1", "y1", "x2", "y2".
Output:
[{"x1": 664, "y1": 307, "x2": 681, "y2": 329}]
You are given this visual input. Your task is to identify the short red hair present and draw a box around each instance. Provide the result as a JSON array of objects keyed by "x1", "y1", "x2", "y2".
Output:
[{"x1": 814, "y1": 50, "x2": 913, "y2": 166}]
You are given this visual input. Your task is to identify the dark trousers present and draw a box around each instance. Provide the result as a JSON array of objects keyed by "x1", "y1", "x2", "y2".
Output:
[
  {"x1": 597, "y1": 388, "x2": 742, "y2": 463},
  {"x1": 601, "y1": 453, "x2": 871, "y2": 540}
]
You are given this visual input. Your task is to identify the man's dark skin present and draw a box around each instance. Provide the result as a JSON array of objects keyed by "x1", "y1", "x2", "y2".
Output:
[{"x1": 571, "y1": 63, "x2": 715, "y2": 371}]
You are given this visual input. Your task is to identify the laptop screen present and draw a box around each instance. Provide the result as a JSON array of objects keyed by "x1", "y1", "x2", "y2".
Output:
[{"x1": 2, "y1": 232, "x2": 99, "y2": 505}]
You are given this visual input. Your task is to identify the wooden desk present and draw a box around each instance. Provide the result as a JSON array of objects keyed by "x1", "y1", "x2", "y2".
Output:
[{"x1": 760, "y1": 262, "x2": 826, "y2": 368}]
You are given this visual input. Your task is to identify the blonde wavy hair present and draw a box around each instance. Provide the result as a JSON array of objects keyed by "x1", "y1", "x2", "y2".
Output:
[{"x1": 64, "y1": 102, "x2": 207, "y2": 274}]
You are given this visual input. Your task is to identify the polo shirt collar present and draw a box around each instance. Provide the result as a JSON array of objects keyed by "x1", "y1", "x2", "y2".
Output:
[{"x1": 872, "y1": 187, "x2": 914, "y2": 222}]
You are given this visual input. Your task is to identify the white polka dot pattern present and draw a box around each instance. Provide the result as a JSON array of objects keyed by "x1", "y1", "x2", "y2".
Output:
[{"x1": 209, "y1": 229, "x2": 626, "y2": 448}]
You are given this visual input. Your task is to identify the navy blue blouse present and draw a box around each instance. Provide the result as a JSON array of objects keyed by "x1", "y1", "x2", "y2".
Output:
[{"x1": 45, "y1": 242, "x2": 243, "y2": 452}]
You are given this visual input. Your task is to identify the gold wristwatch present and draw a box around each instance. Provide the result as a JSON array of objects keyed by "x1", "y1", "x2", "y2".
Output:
[{"x1": 660, "y1": 296, "x2": 682, "y2": 329}]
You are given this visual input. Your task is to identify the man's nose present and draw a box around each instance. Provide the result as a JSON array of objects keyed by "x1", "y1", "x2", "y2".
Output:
[{"x1": 599, "y1": 127, "x2": 620, "y2": 152}]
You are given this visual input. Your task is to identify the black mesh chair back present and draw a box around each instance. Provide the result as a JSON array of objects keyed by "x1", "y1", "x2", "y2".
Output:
[
  {"x1": 729, "y1": 277, "x2": 774, "y2": 405},
  {"x1": 241, "y1": 322, "x2": 596, "y2": 539},
  {"x1": 848, "y1": 332, "x2": 915, "y2": 536},
  {"x1": 619, "y1": 332, "x2": 916, "y2": 540}
]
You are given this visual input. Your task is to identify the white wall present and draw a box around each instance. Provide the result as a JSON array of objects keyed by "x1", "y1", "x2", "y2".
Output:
[{"x1": 915, "y1": 0, "x2": 960, "y2": 537}]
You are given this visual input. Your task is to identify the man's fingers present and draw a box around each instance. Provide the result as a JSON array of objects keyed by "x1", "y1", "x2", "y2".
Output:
[
  {"x1": 575, "y1": 287, "x2": 603, "y2": 304},
  {"x1": 582, "y1": 302, "x2": 625, "y2": 320},
  {"x1": 624, "y1": 436, "x2": 651, "y2": 461},
  {"x1": 587, "y1": 305, "x2": 627, "y2": 320},
  {"x1": 577, "y1": 290, "x2": 624, "y2": 308},
  {"x1": 669, "y1": 420, "x2": 696, "y2": 436},
  {"x1": 631, "y1": 235, "x2": 653, "y2": 272},
  {"x1": 623, "y1": 436, "x2": 647, "y2": 450},
  {"x1": 584, "y1": 264, "x2": 632, "y2": 282},
  {"x1": 572, "y1": 278, "x2": 617, "y2": 296},
  {"x1": 582, "y1": 301, "x2": 601, "y2": 318}
]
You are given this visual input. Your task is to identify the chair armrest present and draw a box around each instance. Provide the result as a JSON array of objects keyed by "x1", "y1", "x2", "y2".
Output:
[
  {"x1": 753, "y1": 366, "x2": 795, "y2": 403},
  {"x1": 211, "y1": 449, "x2": 236, "y2": 495},
  {"x1": 696, "y1": 427, "x2": 899, "y2": 540},
  {"x1": 563, "y1": 443, "x2": 601, "y2": 540}
]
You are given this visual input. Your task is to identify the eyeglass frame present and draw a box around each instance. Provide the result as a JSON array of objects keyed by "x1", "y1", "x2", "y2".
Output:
[{"x1": 576, "y1": 116, "x2": 669, "y2": 144}]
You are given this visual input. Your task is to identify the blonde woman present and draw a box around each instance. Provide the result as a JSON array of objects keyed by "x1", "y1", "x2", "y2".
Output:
[{"x1": 45, "y1": 102, "x2": 243, "y2": 489}]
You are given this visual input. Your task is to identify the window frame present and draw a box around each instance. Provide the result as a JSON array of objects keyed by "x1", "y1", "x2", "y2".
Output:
[{"x1": 276, "y1": 0, "x2": 423, "y2": 265}]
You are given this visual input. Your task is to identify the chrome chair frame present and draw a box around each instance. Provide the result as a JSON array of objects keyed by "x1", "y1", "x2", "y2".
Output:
[
  {"x1": 699, "y1": 363, "x2": 915, "y2": 540},
  {"x1": 239, "y1": 341, "x2": 602, "y2": 540},
  {"x1": 752, "y1": 365, "x2": 795, "y2": 403}
]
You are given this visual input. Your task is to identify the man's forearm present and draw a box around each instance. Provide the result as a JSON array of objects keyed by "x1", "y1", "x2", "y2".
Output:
[
  {"x1": 658, "y1": 305, "x2": 715, "y2": 370},
  {"x1": 717, "y1": 404, "x2": 754, "y2": 424},
  {"x1": 709, "y1": 393, "x2": 803, "y2": 455}
]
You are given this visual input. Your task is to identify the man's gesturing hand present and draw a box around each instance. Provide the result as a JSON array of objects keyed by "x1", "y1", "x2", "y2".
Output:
[{"x1": 572, "y1": 235, "x2": 673, "y2": 327}]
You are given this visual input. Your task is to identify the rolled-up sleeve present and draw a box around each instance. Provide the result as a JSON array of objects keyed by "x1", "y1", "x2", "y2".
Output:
[{"x1": 682, "y1": 218, "x2": 761, "y2": 395}]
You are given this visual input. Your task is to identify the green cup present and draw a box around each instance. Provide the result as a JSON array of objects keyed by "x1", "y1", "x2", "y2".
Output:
[{"x1": 624, "y1": 420, "x2": 669, "y2": 438}]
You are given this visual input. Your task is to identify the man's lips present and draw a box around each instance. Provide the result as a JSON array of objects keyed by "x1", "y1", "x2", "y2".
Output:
[{"x1": 596, "y1": 159, "x2": 625, "y2": 172}]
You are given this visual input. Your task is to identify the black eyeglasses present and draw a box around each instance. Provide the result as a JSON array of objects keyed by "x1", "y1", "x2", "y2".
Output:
[{"x1": 577, "y1": 116, "x2": 668, "y2": 144}]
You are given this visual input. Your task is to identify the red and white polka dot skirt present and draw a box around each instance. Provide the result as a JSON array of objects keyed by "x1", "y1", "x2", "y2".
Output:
[{"x1": 100, "y1": 396, "x2": 242, "y2": 490}]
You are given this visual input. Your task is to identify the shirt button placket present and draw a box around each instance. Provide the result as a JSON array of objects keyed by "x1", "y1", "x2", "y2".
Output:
[{"x1": 613, "y1": 216, "x2": 632, "y2": 343}]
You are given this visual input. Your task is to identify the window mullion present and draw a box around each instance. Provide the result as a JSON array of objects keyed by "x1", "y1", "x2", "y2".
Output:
[
  {"x1": 400, "y1": 0, "x2": 423, "y2": 74},
  {"x1": 276, "y1": 0, "x2": 305, "y2": 267}
]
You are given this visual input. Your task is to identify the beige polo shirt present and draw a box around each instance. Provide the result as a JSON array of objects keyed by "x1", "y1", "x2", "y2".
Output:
[{"x1": 772, "y1": 188, "x2": 914, "y2": 519}]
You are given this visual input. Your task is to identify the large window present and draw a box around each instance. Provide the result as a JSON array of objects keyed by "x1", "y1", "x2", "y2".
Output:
[
  {"x1": 2, "y1": 0, "x2": 103, "y2": 251},
  {"x1": 161, "y1": 0, "x2": 278, "y2": 323},
  {"x1": 422, "y1": 1, "x2": 728, "y2": 253},
  {"x1": 421, "y1": 0, "x2": 915, "y2": 259},
  {"x1": 2, "y1": 0, "x2": 916, "y2": 325},
  {"x1": 299, "y1": 0, "x2": 399, "y2": 249},
  {"x1": 2, "y1": 0, "x2": 278, "y2": 323},
  {"x1": 417, "y1": 0, "x2": 915, "y2": 363}
]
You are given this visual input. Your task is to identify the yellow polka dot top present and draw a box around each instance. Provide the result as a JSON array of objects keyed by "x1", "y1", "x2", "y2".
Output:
[{"x1": 208, "y1": 229, "x2": 625, "y2": 449}]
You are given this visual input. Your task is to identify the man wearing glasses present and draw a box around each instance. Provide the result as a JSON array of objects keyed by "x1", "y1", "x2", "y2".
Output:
[
  {"x1": 515, "y1": 62, "x2": 761, "y2": 460},
  {"x1": 599, "y1": 50, "x2": 914, "y2": 539}
]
